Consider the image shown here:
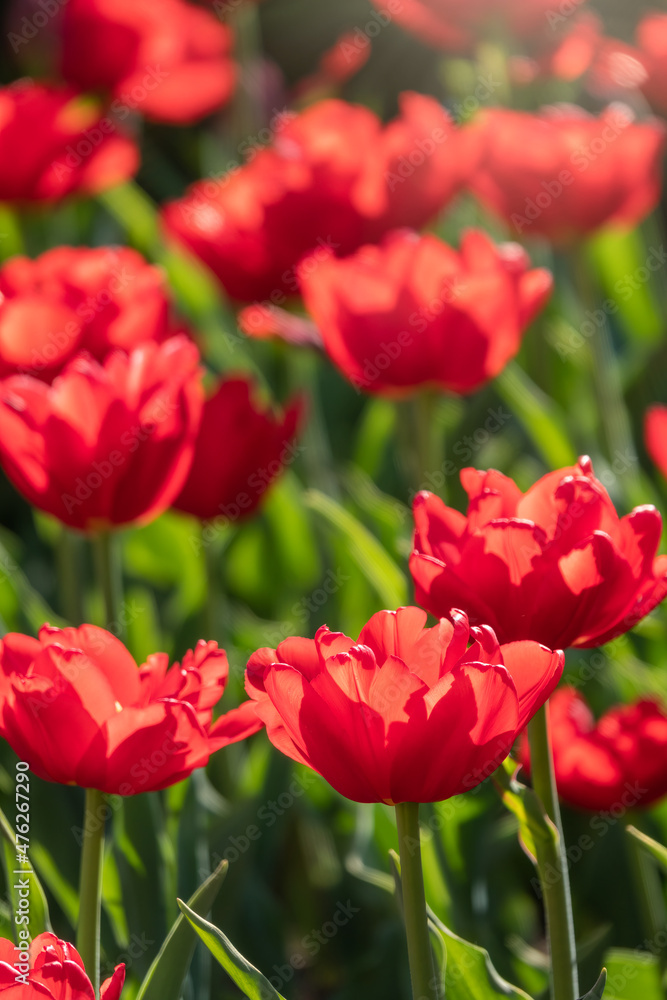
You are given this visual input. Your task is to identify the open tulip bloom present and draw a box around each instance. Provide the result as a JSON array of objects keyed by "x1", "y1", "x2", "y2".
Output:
[
  {"x1": 0, "y1": 624, "x2": 262, "y2": 793},
  {"x1": 0, "y1": 933, "x2": 124, "y2": 1000},
  {"x1": 245, "y1": 606, "x2": 563, "y2": 805},
  {"x1": 411, "y1": 456, "x2": 667, "y2": 649},
  {"x1": 246, "y1": 606, "x2": 562, "y2": 1000}
]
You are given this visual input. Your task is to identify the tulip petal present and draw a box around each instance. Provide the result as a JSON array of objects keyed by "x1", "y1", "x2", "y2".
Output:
[{"x1": 499, "y1": 642, "x2": 564, "y2": 729}]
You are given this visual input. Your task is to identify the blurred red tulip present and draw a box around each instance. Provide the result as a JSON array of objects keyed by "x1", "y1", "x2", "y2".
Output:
[
  {"x1": 411, "y1": 457, "x2": 667, "y2": 649},
  {"x1": 162, "y1": 92, "x2": 481, "y2": 301},
  {"x1": 298, "y1": 228, "x2": 552, "y2": 396},
  {"x1": 0, "y1": 336, "x2": 203, "y2": 531},
  {"x1": 469, "y1": 105, "x2": 665, "y2": 242},
  {"x1": 0, "y1": 82, "x2": 138, "y2": 202},
  {"x1": 0, "y1": 932, "x2": 124, "y2": 999},
  {"x1": 645, "y1": 405, "x2": 667, "y2": 480},
  {"x1": 59, "y1": 0, "x2": 235, "y2": 125},
  {"x1": 173, "y1": 375, "x2": 302, "y2": 522},
  {"x1": 0, "y1": 625, "x2": 262, "y2": 794},
  {"x1": 245, "y1": 606, "x2": 562, "y2": 804},
  {"x1": 636, "y1": 13, "x2": 667, "y2": 117},
  {"x1": 0, "y1": 246, "x2": 175, "y2": 380},
  {"x1": 519, "y1": 687, "x2": 667, "y2": 811}
]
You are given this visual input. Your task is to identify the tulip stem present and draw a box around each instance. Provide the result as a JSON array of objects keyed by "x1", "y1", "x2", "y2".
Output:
[
  {"x1": 77, "y1": 787, "x2": 106, "y2": 997},
  {"x1": 395, "y1": 802, "x2": 437, "y2": 1000},
  {"x1": 527, "y1": 704, "x2": 579, "y2": 1000},
  {"x1": 93, "y1": 531, "x2": 124, "y2": 638},
  {"x1": 58, "y1": 529, "x2": 85, "y2": 625}
]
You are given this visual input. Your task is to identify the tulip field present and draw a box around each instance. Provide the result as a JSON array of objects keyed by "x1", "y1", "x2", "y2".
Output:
[{"x1": 3, "y1": 1, "x2": 667, "y2": 999}]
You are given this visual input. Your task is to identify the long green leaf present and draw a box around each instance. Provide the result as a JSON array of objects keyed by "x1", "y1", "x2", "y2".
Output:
[
  {"x1": 496, "y1": 363, "x2": 576, "y2": 469},
  {"x1": 0, "y1": 803, "x2": 51, "y2": 941},
  {"x1": 303, "y1": 489, "x2": 408, "y2": 608},
  {"x1": 625, "y1": 826, "x2": 667, "y2": 874},
  {"x1": 177, "y1": 898, "x2": 288, "y2": 1000},
  {"x1": 136, "y1": 861, "x2": 229, "y2": 1000}
]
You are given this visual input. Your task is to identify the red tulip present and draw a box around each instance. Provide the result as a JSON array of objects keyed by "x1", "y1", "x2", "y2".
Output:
[
  {"x1": 0, "y1": 932, "x2": 124, "y2": 999},
  {"x1": 298, "y1": 228, "x2": 552, "y2": 396},
  {"x1": 173, "y1": 375, "x2": 302, "y2": 522},
  {"x1": 245, "y1": 606, "x2": 562, "y2": 804},
  {"x1": 469, "y1": 105, "x2": 665, "y2": 242},
  {"x1": 59, "y1": 0, "x2": 235, "y2": 125},
  {"x1": 636, "y1": 14, "x2": 667, "y2": 117},
  {"x1": 519, "y1": 687, "x2": 667, "y2": 811},
  {"x1": 0, "y1": 246, "x2": 175, "y2": 380},
  {"x1": 163, "y1": 92, "x2": 481, "y2": 302},
  {"x1": 410, "y1": 457, "x2": 667, "y2": 649},
  {"x1": 0, "y1": 625, "x2": 262, "y2": 794},
  {"x1": 646, "y1": 405, "x2": 667, "y2": 480},
  {"x1": 0, "y1": 82, "x2": 138, "y2": 203},
  {"x1": 0, "y1": 336, "x2": 203, "y2": 531}
]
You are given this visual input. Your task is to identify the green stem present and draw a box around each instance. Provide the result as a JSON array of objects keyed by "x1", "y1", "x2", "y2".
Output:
[
  {"x1": 77, "y1": 787, "x2": 106, "y2": 996},
  {"x1": 395, "y1": 802, "x2": 437, "y2": 1000},
  {"x1": 527, "y1": 705, "x2": 579, "y2": 1000},
  {"x1": 92, "y1": 531, "x2": 123, "y2": 637},
  {"x1": 203, "y1": 531, "x2": 224, "y2": 643},
  {"x1": 57, "y1": 529, "x2": 84, "y2": 625}
]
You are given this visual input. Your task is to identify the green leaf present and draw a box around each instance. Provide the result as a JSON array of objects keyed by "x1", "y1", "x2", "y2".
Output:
[
  {"x1": 493, "y1": 760, "x2": 557, "y2": 864},
  {"x1": 578, "y1": 968, "x2": 607, "y2": 1000},
  {"x1": 177, "y1": 898, "x2": 288, "y2": 1000},
  {"x1": 496, "y1": 363, "x2": 576, "y2": 469},
  {"x1": 430, "y1": 914, "x2": 533, "y2": 1000},
  {"x1": 136, "y1": 861, "x2": 229, "y2": 1000},
  {"x1": 303, "y1": 489, "x2": 408, "y2": 609},
  {"x1": 0, "y1": 803, "x2": 51, "y2": 941},
  {"x1": 625, "y1": 826, "x2": 667, "y2": 874},
  {"x1": 602, "y1": 950, "x2": 662, "y2": 1000}
]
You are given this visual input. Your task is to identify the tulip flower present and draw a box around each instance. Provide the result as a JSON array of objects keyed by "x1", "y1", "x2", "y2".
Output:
[
  {"x1": 59, "y1": 0, "x2": 235, "y2": 125},
  {"x1": 0, "y1": 246, "x2": 175, "y2": 379},
  {"x1": 0, "y1": 82, "x2": 138, "y2": 203},
  {"x1": 469, "y1": 105, "x2": 665, "y2": 242},
  {"x1": 0, "y1": 336, "x2": 203, "y2": 531},
  {"x1": 410, "y1": 457, "x2": 667, "y2": 649},
  {"x1": 163, "y1": 92, "x2": 481, "y2": 301},
  {"x1": 297, "y1": 229, "x2": 552, "y2": 396},
  {"x1": 0, "y1": 624, "x2": 262, "y2": 794},
  {"x1": 245, "y1": 606, "x2": 562, "y2": 804},
  {"x1": 0, "y1": 933, "x2": 125, "y2": 999},
  {"x1": 173, "y1": 375, "x2": 302, "y2": 522},
  {"x1": 519, "y1": 687, "x2": 667, "y2": 811},
  {"x1": 645, "y1": 405, "x2": 667, "y2": 480}
]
